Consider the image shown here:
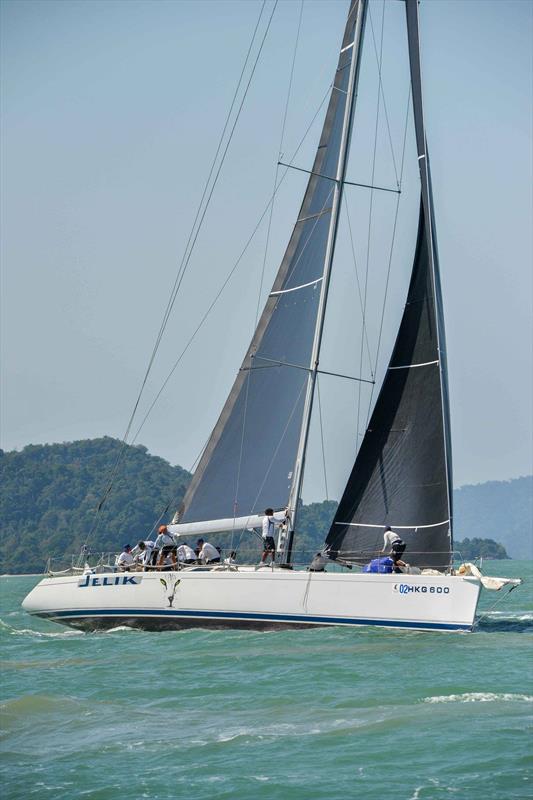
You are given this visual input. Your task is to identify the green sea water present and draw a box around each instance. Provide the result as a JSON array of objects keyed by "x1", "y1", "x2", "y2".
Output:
[{"x1": 1, "y1": 562, "x2": 531, "y2": 800}]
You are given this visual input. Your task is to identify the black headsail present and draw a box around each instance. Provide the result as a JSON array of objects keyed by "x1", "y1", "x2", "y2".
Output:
[
  {"x1": 325, "y1": 0, "x2": 453, "y2": 571},
  {"x1": 176, "y1": 1, "x2": 366, "y2": 529}
]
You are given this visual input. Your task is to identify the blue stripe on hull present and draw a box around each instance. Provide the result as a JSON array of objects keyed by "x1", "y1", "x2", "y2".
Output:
[{"x1": 36, "y1": 607, "x2": 472, "y2": 632}]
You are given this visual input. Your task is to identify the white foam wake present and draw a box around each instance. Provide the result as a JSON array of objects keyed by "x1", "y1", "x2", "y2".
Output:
[
  {"x1": 0, "y1": 620, "x2": 83, "y2": 638},
  {"x1": 424, "y1": 692, "x2": 533, "y2": 704}
]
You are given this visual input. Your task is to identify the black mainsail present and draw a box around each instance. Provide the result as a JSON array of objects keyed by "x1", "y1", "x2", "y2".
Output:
[
  {"x1": 324, "y1": 0, "x2": 453, "y2": 571},
  {"x1": 176, "y1": 1, "x2": 366, "y2": 531}
]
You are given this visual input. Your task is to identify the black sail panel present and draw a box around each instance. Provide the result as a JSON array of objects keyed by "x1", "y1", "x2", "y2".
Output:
[
  {"x1": 325, "y1": 207, "x2": 452, "y2": 570},
  {"x1": 178, "y1": 2, "x2": 362, "y2": 524}
]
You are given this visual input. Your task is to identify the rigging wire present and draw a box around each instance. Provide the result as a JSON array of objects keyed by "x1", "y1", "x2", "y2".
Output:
[
  {"x1": 131, "y1": 7, "x2": 375, "y2": 533},
  {"x1": 153, "y1": 1, "x2": 271, "y2": 373},
  {"x1": 367, "y1": 5, "x2": 400, "y2": 188},
  {"x1": 142, "y1": 81, "x2": 336, "y2": 533},
  {"x1": 344, "y1": 199, "x2": 374, "y2": 380},
  {"x1": 130, "y1": 84, "x2": 333, "y2": 447},
  {"x1": 365, "y1": 85, "x2": 412, "y2": 429},
  {"x1": 234, "y1": 0, "x2": 304, "y2": 532},
  {"x1": 355, "y1": 0, "x2": 386, "y2": 445},
  {"x1": 254, "y1": 0, "x2": 304, "y2": 329},
  {"x1": 82, "y1": 1, "x2": 277, "y2": 547},
  {"x1": 316, "y1": 375, "x2": 329, "y2": 501}
]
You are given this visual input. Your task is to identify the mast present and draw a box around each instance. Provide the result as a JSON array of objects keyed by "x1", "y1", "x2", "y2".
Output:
[
  {"x1": 405, "y1": 0, "x2": 453, "y2": 547},
  {"x1": 280, "y1": 0, "x2": 368, "y2": 563}
]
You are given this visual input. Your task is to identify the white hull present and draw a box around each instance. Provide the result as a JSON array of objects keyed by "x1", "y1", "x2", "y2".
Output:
[{"x1": 23, "y1": 568, "x2": 482, "y2": 633}]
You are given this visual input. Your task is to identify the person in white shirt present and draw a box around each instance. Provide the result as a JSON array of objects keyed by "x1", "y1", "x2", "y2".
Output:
[
  {"x1": 381, "y1": 526, "x2": 406, "y2": 572},
  {"x1": 259, "y1": 508, "x2": 287, "y2": 566},
  {"x1": 132, "y1": 540, "x2": 155, "y2": 570},
  {"x1": 196, "y1": 539, "x2": 220, "y2": 564},
  {"x1": 177, "y1": 542, "x2": 197, "y2": 565},
  {"x1": 116, "y1": 544, "x2": 134, "y2": 571},
  {"x1": 155, "y1": 525, "x2": 177, "y2": 568}
]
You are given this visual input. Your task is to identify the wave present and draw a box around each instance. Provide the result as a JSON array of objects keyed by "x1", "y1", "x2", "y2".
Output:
[
  {"x1": 423, "y1": 692, "x2": 533, "y2": 704},
  {"x1": 0, "y1": 619, "x2": 83, "y2": 638},
  {"x1": 103, "y1": 625, "x2": 142, "y2": 633},
  {"x1": 476, "y1": 612, "x2": 533, "y2": 633}
]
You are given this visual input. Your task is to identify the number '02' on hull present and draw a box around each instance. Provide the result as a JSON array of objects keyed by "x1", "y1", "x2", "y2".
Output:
[{"x1": 22, "y1": 570, "x2": 482, "y2": 632}]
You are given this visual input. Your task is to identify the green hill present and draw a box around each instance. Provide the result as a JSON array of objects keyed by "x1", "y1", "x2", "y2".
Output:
[
  {"x1": 0, "y1": 438, "x2": 530, "y2": 572},
  {"x1": 0, "y1": 438, "x2": 190, "y2": 574}
]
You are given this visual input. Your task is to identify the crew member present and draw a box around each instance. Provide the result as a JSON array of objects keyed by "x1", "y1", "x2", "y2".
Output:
[
  {"x1": 177, "y1": 542, "x2": 197, "y2": 565},
  {"x1": 381, "y1": 526, "x2": 406, "y2": 573},
  {"x1": 196, "y1": 539, "x2": 220, "y2": 564},
  {"x1": 116, "y1": 544, "x2": 134, "y2": 571},
  {"x1": 258, "y1": 508, "x2": 287, "y2": 567},
  {"x1": 132, "y1": 540, "x2": 155, "y2": 570},
  {"x1": 155, "y1": 525, "x2": 177, "y2": 569}
]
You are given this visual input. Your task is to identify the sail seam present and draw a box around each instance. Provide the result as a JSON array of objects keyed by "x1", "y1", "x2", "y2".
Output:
[
  {"x1": 388, "y1": 359, "x2": 438, "y2": 370},
  {"x1": 270, "y1": 277, "x2": 323, "y2": 296}
]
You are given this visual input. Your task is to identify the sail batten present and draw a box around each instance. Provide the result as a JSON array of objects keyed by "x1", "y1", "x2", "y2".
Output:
[{"x1": 336, "y1": 520, "x2": 450, "y2": 530}]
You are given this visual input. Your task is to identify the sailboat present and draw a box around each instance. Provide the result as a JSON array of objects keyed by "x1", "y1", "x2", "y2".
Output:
[{"x1": 23, "y1": 0, "x2": 520, "y2": 632}]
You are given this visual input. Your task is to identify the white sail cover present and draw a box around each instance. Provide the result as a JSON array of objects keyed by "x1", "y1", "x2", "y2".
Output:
[{"x1": 168, "y1": 514, "x2": 264, "y2": 539}]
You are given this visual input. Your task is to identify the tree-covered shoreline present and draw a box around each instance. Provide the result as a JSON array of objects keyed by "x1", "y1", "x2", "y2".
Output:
[{"x1": 1, "y1": 438, "x2": 529, "y2": 573}]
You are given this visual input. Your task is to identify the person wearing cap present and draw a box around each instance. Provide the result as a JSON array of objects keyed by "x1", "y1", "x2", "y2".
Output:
[
  {"x1": 381, "y1": 526, "x2": 406, "y2": 572},
  {"x1": 155, "y1": 525, "x2": 177, "y2": 569},
  {"x1": 196, "y1": 539, "x2": 220, "y2": 564},
  {"x1": 116, "y1": 544, "x2": 135, "y2": 571}
]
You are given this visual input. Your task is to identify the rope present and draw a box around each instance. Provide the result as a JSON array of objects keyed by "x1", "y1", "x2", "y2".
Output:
[{"x1": 473, "y1": 583, "x2": 521, "y2": 629}]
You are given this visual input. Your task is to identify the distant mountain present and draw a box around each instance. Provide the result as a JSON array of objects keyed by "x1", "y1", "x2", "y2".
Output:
[
  {"x1": 453, "y1": 477, "x2": 532, "y2": 560},
  {"x1": 0, "y1": 438, "x2": 530, "y2": 573}
]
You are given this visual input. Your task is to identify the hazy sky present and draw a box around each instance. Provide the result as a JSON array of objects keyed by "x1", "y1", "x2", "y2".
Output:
[{"x1": 1, "y1": 0, "x2": 532, "y2": 502}]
